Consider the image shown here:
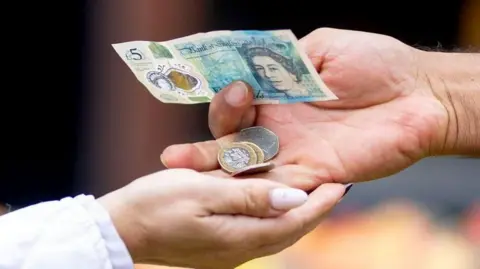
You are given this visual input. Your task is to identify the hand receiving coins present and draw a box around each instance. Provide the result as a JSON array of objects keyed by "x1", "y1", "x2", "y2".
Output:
[{"x1": 217, "y1": 126, "x2": 279, "y2": 177}]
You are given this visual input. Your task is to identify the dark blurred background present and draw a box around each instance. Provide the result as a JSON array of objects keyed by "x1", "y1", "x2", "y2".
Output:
[{"x1": 1, "y1": 0, "x2": 479, "y2": 267}]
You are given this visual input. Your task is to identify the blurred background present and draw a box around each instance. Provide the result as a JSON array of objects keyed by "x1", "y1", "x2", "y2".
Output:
[{"x1": 2, "y1": 0, "x2": 479, "y2": 268}]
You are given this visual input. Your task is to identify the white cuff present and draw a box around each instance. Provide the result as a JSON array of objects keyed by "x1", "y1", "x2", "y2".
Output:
[{"x1": 75, "y1": 194, "x2": 134, "y2": 269}]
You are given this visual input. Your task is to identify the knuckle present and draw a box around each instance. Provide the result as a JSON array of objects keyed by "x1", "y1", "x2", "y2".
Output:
[
  {"x1": 305, "y1": 27, "x2": 338, "y2": 42},
  {"x1": 192, "y1": 142, "x2": 210, "y2": 159},
  {"x1": 185, "y1": 144, "x2": 199, "y2": 157},
  {"x1": 242, "y1": 185, "x2": 258, "y2": 212},
  {"x1": 312, "y1": 27, "x2": 335, "y2": 36}
]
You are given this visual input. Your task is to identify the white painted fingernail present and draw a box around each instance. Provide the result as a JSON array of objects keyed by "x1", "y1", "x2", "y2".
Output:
[{"x1": 269, "y1": 188, "x2": 308, "y2": 210}]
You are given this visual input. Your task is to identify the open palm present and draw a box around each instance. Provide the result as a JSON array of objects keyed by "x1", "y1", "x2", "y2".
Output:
[{"x1": 161, "y1": 28, "x2": 449, "y2": 190}]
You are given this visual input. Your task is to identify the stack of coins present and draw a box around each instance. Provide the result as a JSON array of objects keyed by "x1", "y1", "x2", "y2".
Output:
[{"x1": 217, "y1": 126, "x2": 279, "y2": 177}]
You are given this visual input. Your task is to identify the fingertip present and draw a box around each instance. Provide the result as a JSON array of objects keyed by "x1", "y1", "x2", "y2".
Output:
[
  {"x1": 160, "y1": 144, "x2": 193, "y2": 168},
  {"x1": 311, "y1": 183, "x2": 348, "y2": 204},
  {"x1": 224, "y1": 81, "x2": 250, "y2": 107},
  {"x1": 270, "y1": 188, "x2": 308, "y2": 211},
  {"x1": 162, "y1": 141, "x2": 221, "y2": 171},
  {"x1": 209, "y1": 81, "x2": 255, "y2": 138},
  {"x1": 343, "y1": 183, "x2": 353, "y2": 197},
  {"x1": 160, "y1": 153, "x2": 168, "y2": 168}
]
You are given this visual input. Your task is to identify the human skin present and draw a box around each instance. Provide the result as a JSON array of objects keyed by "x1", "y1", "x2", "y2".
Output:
[
  {"x1": 160, "y1": 28, "x2": 479, "y2": 190},
  {"x1": 98, "y1": 168, "x2": 346, "y2": 269}
]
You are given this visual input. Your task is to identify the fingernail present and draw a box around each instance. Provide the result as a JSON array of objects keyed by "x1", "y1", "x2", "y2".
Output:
[
  {"x1": 269, "y1": 188, "x2": 308, "y2": 210},
  {"x1": 342, "y1": 183, "x2": 353, "y2": 198},
  {"x1": 160, "y1": 154, "x2": 168, "y2": 168},
  {"x1": 225, "y1": 81, "x2": 247, "y2": 107}
]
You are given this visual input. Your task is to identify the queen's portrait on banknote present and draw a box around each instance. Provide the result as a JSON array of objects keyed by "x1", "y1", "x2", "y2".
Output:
[{"x1": 240, "y1": 44, "x2": 309, "y2": 97}]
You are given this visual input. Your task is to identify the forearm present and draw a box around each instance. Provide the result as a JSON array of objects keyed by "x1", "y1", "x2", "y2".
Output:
[{"x1": 423, "y1": 51, "x2": 480, "y2": 156}]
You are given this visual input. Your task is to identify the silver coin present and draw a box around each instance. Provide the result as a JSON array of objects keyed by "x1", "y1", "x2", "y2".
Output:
[
  {"x1": 231, "y1": 162, "x2": 275, "y2": 177},
  {"x1": 234, "y1": 126, "x2": 279, "y2": 161}
]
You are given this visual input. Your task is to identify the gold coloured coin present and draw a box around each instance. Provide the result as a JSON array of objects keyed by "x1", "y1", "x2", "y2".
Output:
[
  {"x1": 240, "y1": 141, "x2": 265, "y2": 164},
  {"x1": 217, "y1": 142, "x2": 258, "y2": 173},
  {"x1": 231, "y1": 162, "x2": 275, "y2": 177}
]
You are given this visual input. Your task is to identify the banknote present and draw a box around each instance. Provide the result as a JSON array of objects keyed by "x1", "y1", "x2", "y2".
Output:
[{"x1": 112, "y1": 30, "x2": 338, "y2": 104}]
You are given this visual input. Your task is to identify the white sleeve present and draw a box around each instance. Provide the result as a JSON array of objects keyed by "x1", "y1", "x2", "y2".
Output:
[{"x1": 0, "y1": 194, "x2": 134, "y2": 269}]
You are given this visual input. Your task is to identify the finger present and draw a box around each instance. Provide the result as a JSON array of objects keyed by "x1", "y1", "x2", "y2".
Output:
[
  {"x1": 298, "y1": 28, "x2": 336, "y2": 70},
  {"x1": 209, "y1": 81, "x2": 256, "y2": 138},
  {"x1": 285, "y1": 183, "x2": 345, "y2": 233},
  {"x1": 160, "y1": 134, "x2": 235, "y2": 171},
  {"x1": 204, "y1": 164, "x2": 334, "y2": 192},
  {"x1": 206, "y1": 178, "x2": 308, "y2": 218},
  {"x1": 299, "y1": 28, "x2": 349, "y2": 109},
  {"x1": 233, "y1": 164, "x2": 333, "y2": 191},
  {"x1": 161, "y1": 140, "x2": 220, "y2": 170},
  {"x1": 225, "y1": 183, "x2": 345, "y2": 250}
]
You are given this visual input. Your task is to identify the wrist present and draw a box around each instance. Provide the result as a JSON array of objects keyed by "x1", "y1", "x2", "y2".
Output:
[
  {"x1": 0, "y1": 203, "x2": 8, "y2": 215},
  {"x1": 97, "y1": 190, "x2": 145, "y2": 263},
  {"x1": 418, "y1": 50, "x2": 480, "y2": 156}
]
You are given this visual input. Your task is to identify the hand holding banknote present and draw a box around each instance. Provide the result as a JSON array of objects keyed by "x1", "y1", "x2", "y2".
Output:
[{"x1": 161, "y1": 28, "x2": 452, "y2": 189}]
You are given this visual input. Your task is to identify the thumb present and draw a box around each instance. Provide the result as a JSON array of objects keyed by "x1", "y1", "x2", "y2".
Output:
[
  {"x1": 208, "y1": 179, "x2": 308, "y2": 218},
  {"x1": 208, "y1": 81, "x2": 256, "y2": 138}
]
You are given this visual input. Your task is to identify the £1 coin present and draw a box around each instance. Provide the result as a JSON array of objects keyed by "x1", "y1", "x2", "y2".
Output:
[
  {"x1": 217, "y1": 142, "x2": 258, "y2": 173},
  {"x1": 239, "y1": 141, "x2": 265, "y2": 164}
]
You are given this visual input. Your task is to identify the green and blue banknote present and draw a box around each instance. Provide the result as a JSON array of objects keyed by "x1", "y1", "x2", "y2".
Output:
[{"x1": 112, "y1": 30, "x2": 338, "y2": 104}]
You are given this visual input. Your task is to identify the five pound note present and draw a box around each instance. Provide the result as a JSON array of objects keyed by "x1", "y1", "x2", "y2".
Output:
[{"x1": 112, "y1": 30, "x2": 338, "y2": 105}]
